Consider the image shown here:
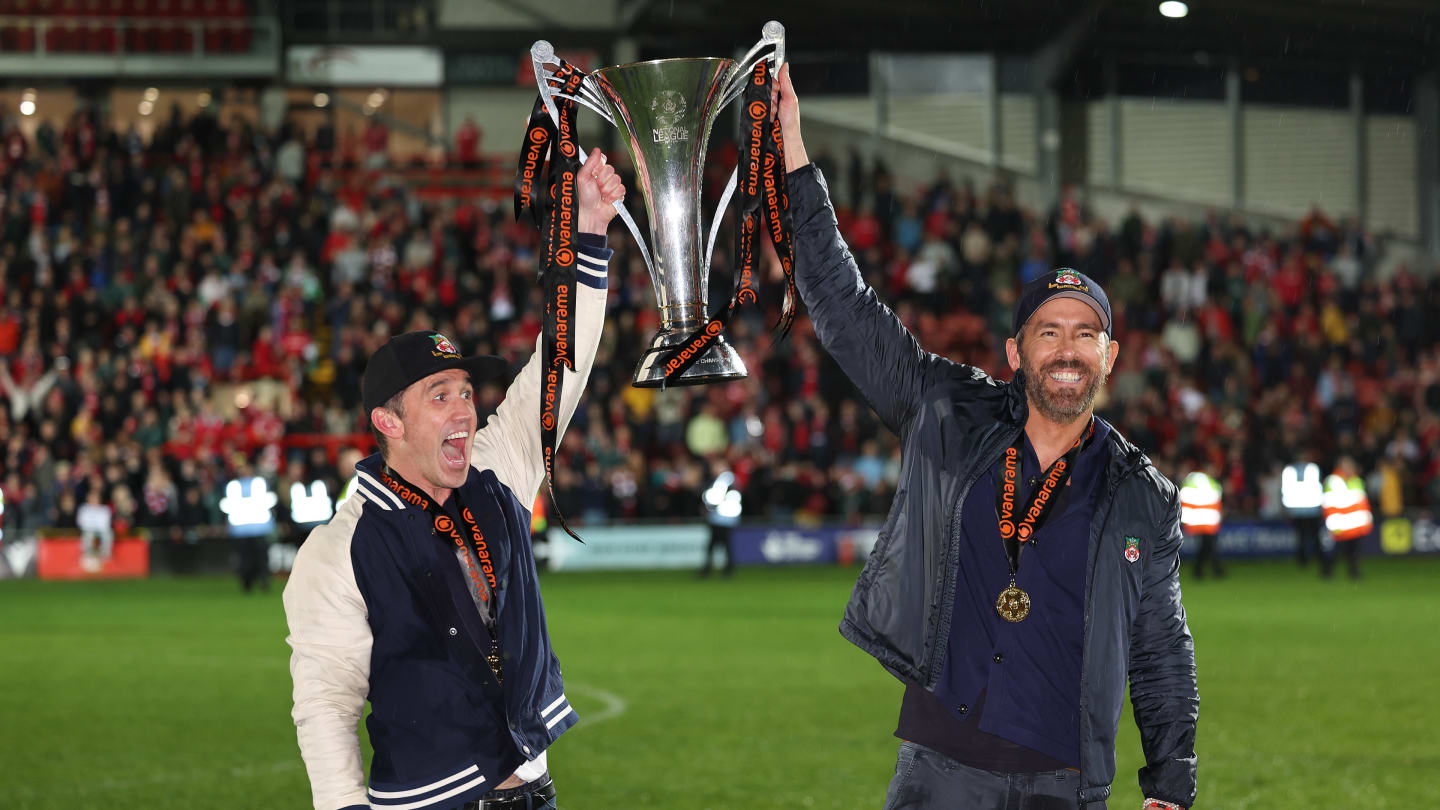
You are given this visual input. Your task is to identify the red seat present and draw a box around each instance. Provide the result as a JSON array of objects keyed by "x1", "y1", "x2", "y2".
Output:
[
  {"x1": 153, "y1": 23, "x2": 178, "y2": 51},
  {"x1": 172, "y1": 23, "x2": 194, "y2": 52},
  {"x1": 84, "y1": 21, "x2": 115, "y2": 51},
  {"x1": 229, "y1": 21, "x2": 249, "y2": 52},
  {"x1": 123, "y1": 22, "x2": 153, "y2": 51},
  {"x1": 45, "y1": 21, "x2": 82, "y2": 51}
]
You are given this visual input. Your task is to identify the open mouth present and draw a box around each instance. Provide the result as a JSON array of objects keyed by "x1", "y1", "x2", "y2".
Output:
[
  {"x1": 440, "y1": 430, "x2": 469, "y2": 467},
  {"x1": 1048, "y1": 369, "x2": 1086, "y2": 386}
]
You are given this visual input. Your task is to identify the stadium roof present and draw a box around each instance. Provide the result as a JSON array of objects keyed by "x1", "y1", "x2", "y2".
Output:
[{"x1": 626, "y1": 0, "x2": 1439, "y2": 76}]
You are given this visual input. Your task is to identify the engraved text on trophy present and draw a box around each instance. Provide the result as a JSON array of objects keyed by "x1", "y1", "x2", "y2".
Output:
[{"x1": 651, "y1": 91, "x2": 689, "y2": 144}]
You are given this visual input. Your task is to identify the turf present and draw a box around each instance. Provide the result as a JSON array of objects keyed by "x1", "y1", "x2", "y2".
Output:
[{"x1": 2, "y1": 557, "x2": 1437, "y2": 809}]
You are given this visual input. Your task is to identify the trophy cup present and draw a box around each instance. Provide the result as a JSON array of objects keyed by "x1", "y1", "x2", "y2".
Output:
[{"x1": 529, "y1": 22, "x2": 787, "y2": 387}]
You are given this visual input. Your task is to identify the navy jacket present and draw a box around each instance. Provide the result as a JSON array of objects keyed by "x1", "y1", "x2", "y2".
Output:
[
  {"x1": 789, "y1": 165, "x2": 1198, "y2": 808},
  {"x1": 284, "y1": 242, "x2": 611, "y2": 810}
]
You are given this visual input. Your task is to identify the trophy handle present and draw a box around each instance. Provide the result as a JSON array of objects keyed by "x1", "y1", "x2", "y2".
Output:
[
  {"x1": 530, "y1": 40, "x2": 657, "y2": 284},
  {"x1": 718, "y1": 20, "x2": 785, "y2": 110},
  {"x1": 704, "y1": 21, "x2": 785, "y2": 277}
]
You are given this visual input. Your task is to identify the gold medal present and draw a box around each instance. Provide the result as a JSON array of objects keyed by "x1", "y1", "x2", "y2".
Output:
[{"x1": 996, "y1": 586, "x2": 1031, "y2": 622}]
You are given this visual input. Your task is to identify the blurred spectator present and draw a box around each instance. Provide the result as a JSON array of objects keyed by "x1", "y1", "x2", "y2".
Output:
[
  {"x1": 0, "y1": 104, "x2": 1433, "y2": 553},
  {"x1": 455, "y1": 116, "x2": 482, "y2": 168},
  {"x1": 77, "y1": 488, "x2": 114, "y2": 562}
]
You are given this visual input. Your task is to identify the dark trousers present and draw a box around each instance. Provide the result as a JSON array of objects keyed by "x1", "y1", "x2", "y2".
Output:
[
  {"x1": 1293, "y1": 516, "x2": 1323, "y2": 567},
  {"x1": 883, "y1": 742, "x2": 1089, "y2": 810},
  {"x1": 1332, "y1": 538, "x2": 1362, "y2": 579},
  {"x1": 236, "y1": 537, "x2": 270, "y2": 593},
  {"x1": 1191, "y1": 532, "x2": 1224, "y2": 578},
  {"x1": 699, "y1": 524, "x2": 733, "y2": 576}
]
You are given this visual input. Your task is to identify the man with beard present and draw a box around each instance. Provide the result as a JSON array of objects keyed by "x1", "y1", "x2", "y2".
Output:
[{"x1": 773, "y1": 65, "x2": 1197, "y2": 810}]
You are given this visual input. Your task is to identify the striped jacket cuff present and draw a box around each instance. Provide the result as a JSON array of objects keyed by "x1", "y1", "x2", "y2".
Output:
[{"x1": 575, "y1": 235, "x2": 612, "y2": 290}]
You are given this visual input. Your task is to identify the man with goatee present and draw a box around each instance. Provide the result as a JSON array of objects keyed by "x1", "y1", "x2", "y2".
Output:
[{"x1": 773, "y1": 65, "x2": 1198, "y2": 810}]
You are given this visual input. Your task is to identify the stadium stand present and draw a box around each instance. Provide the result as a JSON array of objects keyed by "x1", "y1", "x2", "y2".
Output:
[
  {"x1": 0, "y1": 105, "x2": 1438, "y2": 554},
  {"x1": 0, "y1": 0, "x2": 253, "y2": 55}
]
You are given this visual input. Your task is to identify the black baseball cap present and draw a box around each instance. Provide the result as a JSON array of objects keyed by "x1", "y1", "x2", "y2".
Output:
[
  {"x1": 362, "y1": 331, "x2": 509, "y2": 413},
  {"x1": 1012, "y1": 268, "x2": 1113, "y2": 338}
]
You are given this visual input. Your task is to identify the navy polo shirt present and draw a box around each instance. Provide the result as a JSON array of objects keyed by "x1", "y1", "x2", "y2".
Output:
[{"x1": 897, "y1": 417, "x2": 1111, "y2": 770}]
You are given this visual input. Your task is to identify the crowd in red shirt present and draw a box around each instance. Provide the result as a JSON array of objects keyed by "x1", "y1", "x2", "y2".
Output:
[{"x1": 0, "y1": 108, "x2": 1436, "y2": 544}]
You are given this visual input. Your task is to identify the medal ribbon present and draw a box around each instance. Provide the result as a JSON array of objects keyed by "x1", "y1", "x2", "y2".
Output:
[
  {"x1": 377, "y1": 466, "x2": 506, "y2": 682},
  {"x1": 514, "y1": 61, "x2": 586, "y2": 542},
  {"x1": 378, "y1": 467, "x2": 499, "y2": 606},
  {"x1": 515, "y1": 97, "x2": 553, "y2": 228},
  {"x1": 995, "y1": 420, "x2": 1095, "y2": 581},
  {"x1": 655, "y1": 53, "x2": 797, "y2": 381}
]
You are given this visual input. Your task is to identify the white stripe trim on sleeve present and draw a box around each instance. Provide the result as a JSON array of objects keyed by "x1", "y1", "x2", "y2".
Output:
[
  {"x1": 353, "y1": 482, "x2": 393, "y2": 511},
  {"x1": 576, "y1": 253, "x2": 607, "y2": 270},
  {"x1": 541, "y1": 693, "x2": 568, "y2": 717},
  {"x1": 356, "y1": 470, "x2": 406, "y2": 509},
  {"x1": 545, "y1": 705, "x2": 574, "y2": 729},
  {"x1": 368, "y1": 764, "x2": 480, "y2": 800},
  {"x1": 369, "y1": 773, "x2": 488, "y2": 810},
  {"x1": 577, "y1": 263, "x2": 607, "y2": 279}
]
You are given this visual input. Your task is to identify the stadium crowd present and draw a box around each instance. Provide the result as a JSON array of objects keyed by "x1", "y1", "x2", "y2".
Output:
[{"x1": 0, "y1": 104, "x2": 1437, "y2": 552}]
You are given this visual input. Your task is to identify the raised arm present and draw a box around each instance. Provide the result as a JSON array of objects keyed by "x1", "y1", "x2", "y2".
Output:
[
  {"x1": 1128, "y1": 483, "x2": 1199, "y2": 809},
  {"x1": 471, "y1": 148, "x2": 622, "y2": 501},
  {"x1": 775, "y1": 65, "x2": 954, "y2": 434}
]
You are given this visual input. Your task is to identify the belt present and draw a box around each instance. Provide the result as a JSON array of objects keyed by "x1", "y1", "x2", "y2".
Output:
[{"x1": 463, "y1": 776, "x2": 557, "y2": 810}]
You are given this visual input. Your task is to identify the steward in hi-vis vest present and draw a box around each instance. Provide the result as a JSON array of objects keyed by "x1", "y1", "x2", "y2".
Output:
[
  {"x1": 1321, "y1": 456, "x2": 1371, "y2": 580},
  {"x1": 1180, "y1": 466, "x2": 1224, "y2": 579}
]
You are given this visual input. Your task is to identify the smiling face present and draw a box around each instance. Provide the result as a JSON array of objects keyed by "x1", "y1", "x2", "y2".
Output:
[
  {"x1": 1006, "y1": 297, "x2": 1119, "y2": 425},
  {"x1": 371, "y1": 368, "x2": 477, "y2": 502}
]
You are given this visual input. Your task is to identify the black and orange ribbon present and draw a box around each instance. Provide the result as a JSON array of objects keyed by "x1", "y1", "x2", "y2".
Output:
[
  {"x1": 515, "y1": 61, "x2": 586, "y2": 542},
  {"x1": 655, "y1": 54, "x2": 797, "y2": 382},
  {"x1": 379, "y1": 465, "x2": 505, "y2": 682},
  {"x1": 996, "y1": 420, "x2": 1096, "y2": 576},
  {"x1": 378, "y1": 466, "x2": 499, "y2": 602}
]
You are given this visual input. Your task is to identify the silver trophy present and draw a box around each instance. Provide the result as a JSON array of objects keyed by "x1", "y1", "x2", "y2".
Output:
[{"x1": 530, "y1": 21, "x2": 786, "y2": 387}]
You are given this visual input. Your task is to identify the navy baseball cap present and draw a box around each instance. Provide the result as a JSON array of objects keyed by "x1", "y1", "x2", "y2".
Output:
[
  {"x1": 362, "y1": 331, "x2": 508, "y2": 413},
  {"x1": 1012, "y1": 268, "x2": 1113, "y2": 338}
]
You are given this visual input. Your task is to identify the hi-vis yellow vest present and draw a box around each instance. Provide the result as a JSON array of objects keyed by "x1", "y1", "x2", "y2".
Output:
[
  {"x1": 1323, "y1": 473, "x2": 1373, "y2": 541},
  {"x1": 1180, "y1": 471, "x2": 1222, "y2": 535}
]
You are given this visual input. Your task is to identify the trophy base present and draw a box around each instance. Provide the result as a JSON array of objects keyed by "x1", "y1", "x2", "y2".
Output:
[{"x1": 631, "y1": 328, "x2": 748, "y2": 388}]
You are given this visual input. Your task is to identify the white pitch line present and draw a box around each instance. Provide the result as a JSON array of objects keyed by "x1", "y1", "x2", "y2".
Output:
[
  {"x1": 566, "y1": 682, "x2": 628, "y2": 727},
  {"x1": 16, "y1": 685, "x2": 628, "y2": 799}
]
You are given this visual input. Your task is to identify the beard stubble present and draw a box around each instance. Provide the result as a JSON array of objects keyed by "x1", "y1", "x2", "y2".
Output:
[{"x1": 1021, "y1": 350, "x2": 1108, "y2": 424}]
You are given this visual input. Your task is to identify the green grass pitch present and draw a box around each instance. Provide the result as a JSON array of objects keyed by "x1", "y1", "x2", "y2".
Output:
[{"x1": 3, "y1": 557, "x2": 1438, "y2": 809}]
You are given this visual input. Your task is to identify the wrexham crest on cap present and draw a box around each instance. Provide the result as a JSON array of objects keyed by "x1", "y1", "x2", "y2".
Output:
[
  {"x1": 1050, "y1": 270, "x2": 1088, "y2": 291},
  {"x1": 1124, "y1": 535, "x2": 1141, "y2": 563},
  {"x1": 431, "y1": 334, "x2": 459, "y2": 356}
]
